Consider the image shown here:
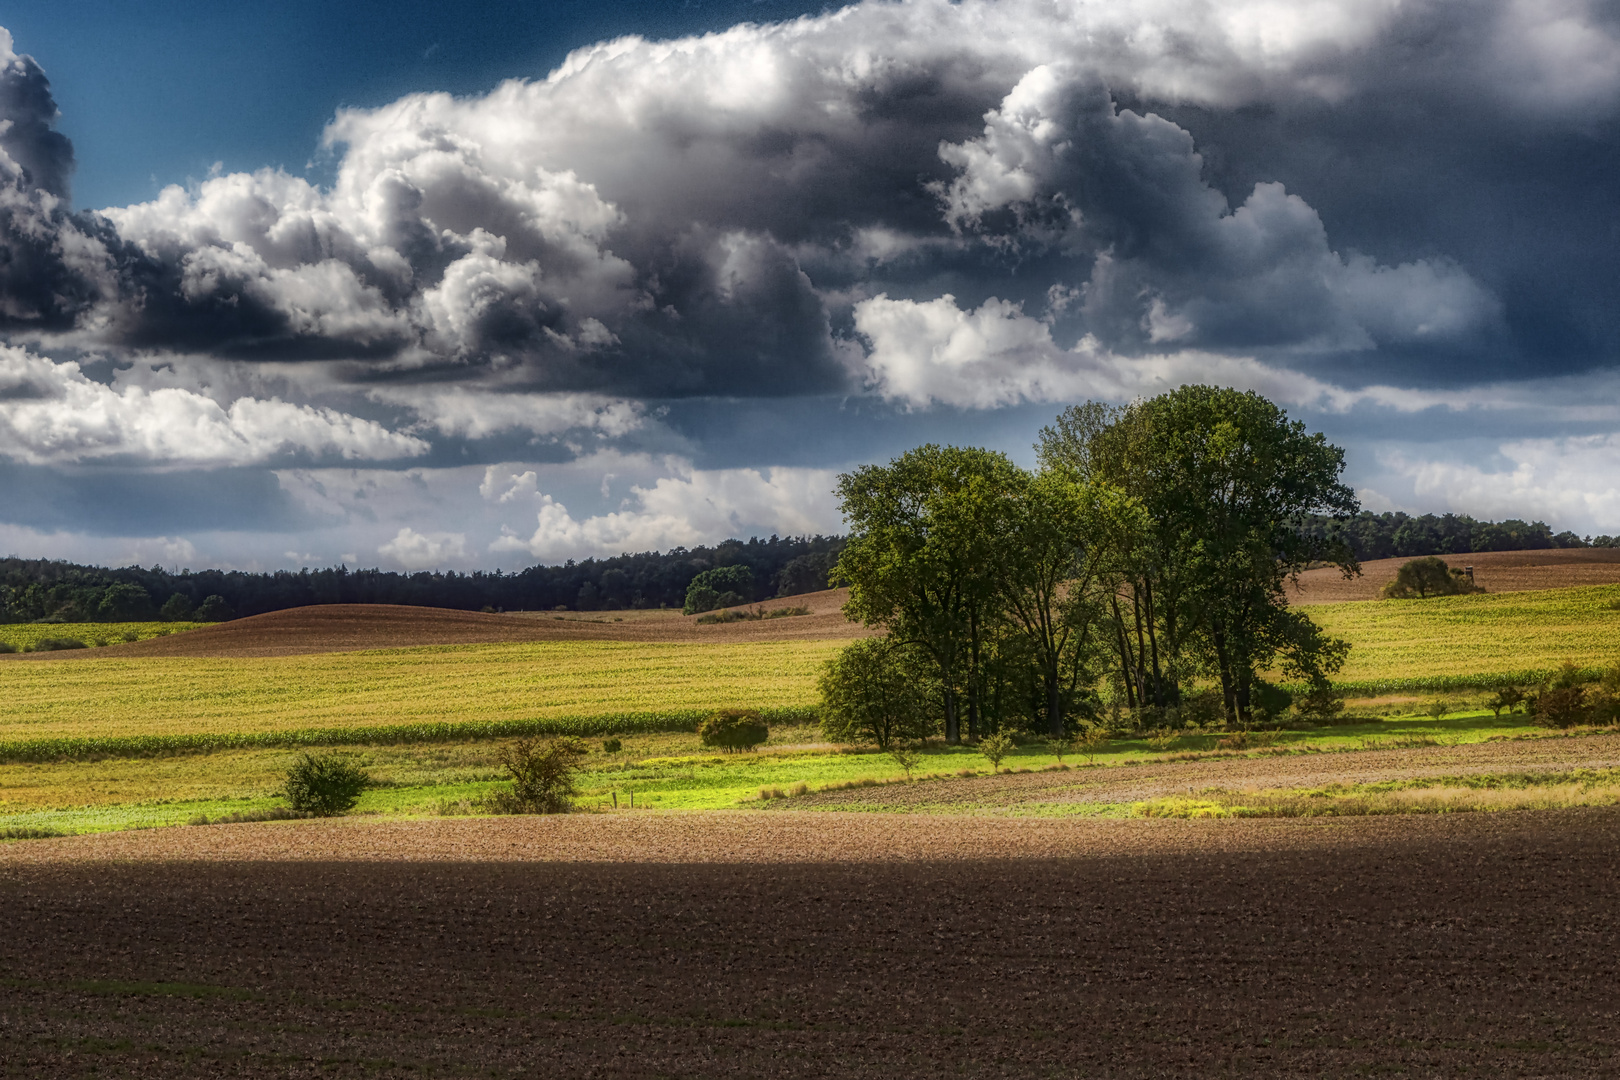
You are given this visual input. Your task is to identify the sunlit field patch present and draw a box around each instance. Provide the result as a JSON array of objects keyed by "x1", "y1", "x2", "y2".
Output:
[{"x1": 0, "y1": 621, "x2": 204, "y2": 651}]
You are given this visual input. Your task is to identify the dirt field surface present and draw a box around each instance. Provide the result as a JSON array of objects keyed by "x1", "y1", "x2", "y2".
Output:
[
  {"x1": 3, "y1": 809, "x2": 1618, "y2": 1078},
  {"x1": 1289, "y1": 547, "x2": 1620, "y2": 602},
  {"x1": 789, "y1": 731, "x2": 1620, "y2": 810},
  {"x1": 8, "y1": 589, "x2": 867, "y2": 660}
]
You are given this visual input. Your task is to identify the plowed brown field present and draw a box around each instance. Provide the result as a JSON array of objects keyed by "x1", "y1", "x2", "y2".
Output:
[
  {"x1": 12, "y1": 589, "x2": 868, "y2": 660},
  {"x1": 4, "y1": 809, "x2": 1618, "y2": 1077},
  {"x1": 1289, "y1": 547, "x2": 1620, "y2": 602}
]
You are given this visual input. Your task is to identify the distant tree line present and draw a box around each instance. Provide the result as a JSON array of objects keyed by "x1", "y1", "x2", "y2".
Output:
[
  {"x1": 0, "y1": 535, "x2": 844, "y2": 624},
  {"x1": 1300, "y1": 511, "x2": 1613, "y2": 561}
]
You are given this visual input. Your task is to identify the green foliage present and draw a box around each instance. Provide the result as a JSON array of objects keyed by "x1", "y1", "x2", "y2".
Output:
[
  {"x1": 1293, "y1": 681, "x2": 1344, "y2": 720},
  {"x1": 96, "y1": 583, "x2": 154, "y2": 621},
  {"x1": 1381, "y1": 556, "x2": 1481, "y2": 599},
  {"x1": 886, "y1": 742, "x2": 922, "y2": 781},
  {"x1": 817, "y1": 637, "x2": 933, "y2": 749},
  {"x1": 484, "y1": 736, "x2": 589, "y2": 813},
  {"x1": 978, "y1": 730, "x2": 1016, "y2": 770},
  {"x1": 0, "y1": 641, "x2": 14, "y2": 654},
  {"x1": 602, "y1": 737, "x2": 622, "y2": 753},
  {"x1": 683, "y1": 565, "x2": 754, "y2": 615},
  {"x1": 194, "y1": 595, "x2": 234, "y2": 622},
  {"x1": 1488, "y1": 686, "x2": 1525, "y2": 717},
  {"x1": 33, "y1": 637, "x2": 87, "y2": 651},
  {"x1": 283, "y1": 753, "x2": 370, "y2": 815},
  {"x1": 1250, "y1": 680, "x2": 1294, "y2": 722},
  {"x1": 159, "y1": 593, "x2": 194, "y2": 621},
  {"x1": 697, "y1": 708, "x2": 769, "y2": 752},
  {"x1": 1427, "y1": 699, "x2": 1451, "y2": 720}
]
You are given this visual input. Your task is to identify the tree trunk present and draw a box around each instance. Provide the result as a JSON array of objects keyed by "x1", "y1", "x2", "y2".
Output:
[
  {"x1": 1213, "y1": 623, "x2": 1237, "y2": 725},
  {"x1": 1046, "y1": 668, "x2": 1063, "y2": 738},
  {"x1": 1110, "y1": 595, "x2": 1137, "y2": 709},
  {"x1": 1143, "y1": 578, "x2": 1165, "y2": 707},
  {"x1": 944, "y1": 684, "x2": 960, "y2": 744},
  {"x1": 966, "y1": 610, "x2": 982, "y2": 741}
]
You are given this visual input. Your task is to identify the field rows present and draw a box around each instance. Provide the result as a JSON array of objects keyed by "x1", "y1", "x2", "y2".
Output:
[{"x1": 0, "y1": 640, "x2": 840, "y2": 743}]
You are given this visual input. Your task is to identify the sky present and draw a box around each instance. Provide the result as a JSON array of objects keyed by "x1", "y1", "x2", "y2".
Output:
[{"x1": 0, "y1": 0, "x2": 1618, "y2": 572}]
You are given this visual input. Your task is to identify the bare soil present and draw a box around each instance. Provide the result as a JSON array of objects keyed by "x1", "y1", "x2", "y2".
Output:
[
  {"x1": 9, "y1": 589, "x2": 869, "y2": 660},
  {"x1": 3, "y1": 809, "x2": 1619, "y2": 1077},
  {"x1": 1289, "y1": 547, "x2": 1620, "y2": 603},
  {"x1": 786, "y1": 731, "x2": 1620, "y2": 810}
]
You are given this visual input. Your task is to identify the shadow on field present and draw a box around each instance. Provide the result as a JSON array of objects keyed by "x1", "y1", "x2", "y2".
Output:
[{"x1": 3, "y1": 810, "x2": 1619, "y2": 1077}]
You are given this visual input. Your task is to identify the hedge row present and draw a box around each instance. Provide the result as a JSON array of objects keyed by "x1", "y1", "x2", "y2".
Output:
[{"x1": 0, "y1": 706, "x2": 822, "y2": 763}]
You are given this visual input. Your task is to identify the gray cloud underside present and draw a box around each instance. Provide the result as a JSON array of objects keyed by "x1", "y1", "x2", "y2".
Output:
[
  {"x1": 1, "y1": 3, "x2": 1619, "y2": 562},
  {"x1": 0, "y1": 1, "x2": 1613, "y2": 409}
]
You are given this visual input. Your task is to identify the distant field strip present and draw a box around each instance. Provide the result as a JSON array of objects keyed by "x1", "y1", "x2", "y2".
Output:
[
  {"x1": 0, "y1": 622, "x2": 204, "y2": 651},
  {"x1": 0, "y1": 640, "x2": 838, "y2": 758},
  {"x1": 1305, "y1": 583, "x2": 1620, "y2": 689}
]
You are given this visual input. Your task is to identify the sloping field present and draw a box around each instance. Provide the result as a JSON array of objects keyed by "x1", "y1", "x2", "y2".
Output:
[
  {"x1": 0, "y1": 639, "x2": 840, "y2": 749},
  {"x1": 1, "y1": 590, "x2": 866, "y2": 660},
  {"x1": 1307, "y1": 582, "x2": 1620, "y2": 686},
  {"x1": 1290, "y1": 547, "x2": 1620, "y2": 603}
]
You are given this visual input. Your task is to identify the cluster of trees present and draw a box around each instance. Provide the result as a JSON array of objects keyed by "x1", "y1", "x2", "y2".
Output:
[
  {"x1": 0, "y1": 535, "x2": 844, "y2": 624},
  {"x1": 1301, "y1": 511, "x2": 1608, "y2": 561},
  {"x1": 823, "y1": 386, "x2": 1359, "y2": 744}
]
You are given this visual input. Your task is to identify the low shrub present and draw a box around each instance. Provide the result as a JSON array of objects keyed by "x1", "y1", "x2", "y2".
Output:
[
  {"x1": 697, "y1": 708, "x2": 769, "y2": 752},
  {"x1": 0, "y1": 642, "x2": 15, "y2": 654},
  {"x1": 189, "y1": 807, "x2": 312, "y2": 826},
  {"x1": 283, "y1": 753, "x2": 371, "y2": 816},
  {"x1": 1294, "y1": 681, "x2": 1344, "y2": 721},
  {"x1": 601, "y1": 737, "x2": 623, "y2": 754},
  {"x1": 0, "y1": 826, "x2": 63, "y2": 840},
  {"x1": 483, "y1": 736, "x2": 589, "y2": 814},
  {"x1": 887, "y1": 742, "x2": 923, "y2": 781},
  {"x1": 31, "y1": 637, "x2": 87, "y2": 652},
  {"x1": 978, "y1": 730, "x2": 1016, "y2": 770}
]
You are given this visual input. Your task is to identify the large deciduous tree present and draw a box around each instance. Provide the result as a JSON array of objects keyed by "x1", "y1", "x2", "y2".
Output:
[
  {"x1": 1041, "y1": 386, "x2": 1359, "y2": 724},
  {"x1": 832, "y1": 445, "x2": 1017, "y2": 743}
]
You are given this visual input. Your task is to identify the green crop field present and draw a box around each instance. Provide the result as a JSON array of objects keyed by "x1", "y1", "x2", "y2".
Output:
[
  {"x1": 0, "y1": 621, "x2": 205, "y2": 652},
  {"x1": 1296, "y1": 583, "x2": 1620, "y2": 690},
  {"x1": 0, "y1": 640, "x2": 841, "y2": 757}
]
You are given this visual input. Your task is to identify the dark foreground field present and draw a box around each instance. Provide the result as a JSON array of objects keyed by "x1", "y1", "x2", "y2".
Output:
[{"x1": 3, "y1": 810, "x2": 1619, "y2": 1077}]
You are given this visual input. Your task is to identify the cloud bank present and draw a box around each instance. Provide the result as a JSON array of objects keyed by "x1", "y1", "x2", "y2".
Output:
[{"x1": 0, "y1": 1, "x2": 1618, "y2": 565}]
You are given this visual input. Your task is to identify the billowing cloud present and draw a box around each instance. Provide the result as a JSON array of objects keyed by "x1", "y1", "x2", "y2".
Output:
[
  {"x1": 0, "y1": 1, "x2": 1617, "y2": 565},
  {"x1": 378, "y1": 526, "x2": 469, "y2": 571},
  {"x1": 0, "y1": 345, "x2": 427, "y2": 465},
  {"x1": 491, "y1": 464, "x2": 841, "y2": 562}
]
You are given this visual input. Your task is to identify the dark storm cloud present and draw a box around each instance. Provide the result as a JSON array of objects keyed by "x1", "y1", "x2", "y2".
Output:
[{"x1": 0, "y1": 0, "x2": 1618, "y2": 435}]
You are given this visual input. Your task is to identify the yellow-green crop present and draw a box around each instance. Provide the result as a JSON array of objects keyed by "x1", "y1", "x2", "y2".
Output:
[
  {"x1": 0, "y1": 639, "x2": 841, "y2": 748},
  {"x1": 1304, "y1": 583, "x2": 1620, "y2": 688},
  {"x1": 0, "y1": 621, "x2": 203, "y2": 651}
]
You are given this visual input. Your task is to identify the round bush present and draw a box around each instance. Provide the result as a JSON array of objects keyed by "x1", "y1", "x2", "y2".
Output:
[
  {"x1": 697, "y1": 708, "x2": 769, "y2": 752},
  {"x1": 284, "y1": 753, "x2": 370, "y2": 816}
]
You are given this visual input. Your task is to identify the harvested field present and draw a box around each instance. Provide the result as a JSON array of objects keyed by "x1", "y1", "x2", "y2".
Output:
[
  {"x1": 3, "y1": 809, "x2": 1619, "y2": 1077},
  {"x1": 6, "y1": 590, "x2": 866, "y2": 661},
  {"x1": 1289, "y1": 546, "x2": 1620, "y2": 603}
]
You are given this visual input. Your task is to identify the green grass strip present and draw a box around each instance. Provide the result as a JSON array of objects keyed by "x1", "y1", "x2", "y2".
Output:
[
  {"x1": 1297, "y1": 667, "x2": 1608, "y2": 695},
  {"x1": 0, "y1": 706, "x2": 820, "y2": 763}
]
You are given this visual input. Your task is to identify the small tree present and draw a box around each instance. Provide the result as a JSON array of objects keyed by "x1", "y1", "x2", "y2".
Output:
[
  {"x1": 1294, "y1": 680, "x2": 1344, "y2": 721},
  {"x1": 698, "y1": 708, "x2": 769, "y2": 752},
  {"x1": 887, "y1": 741, "x2": 923, "y2": 781},
  {"x1": 1490, "y1": 686, "x2": 1526, "y2": 717},
  {"x1": 194, "y1": 595, "x2": 234, "y2": 622},
  {"x1": 817, "y1": 637, "x2": 933, "y2": 749},
  {"x1": 684, "y1": 565, "x2": 754, "y2": 615},
  {"x1": 159, "y1": 592, "x2": 194, "y2": 622},
  {"x1": 1381, "y1": 557, "x2": 1482, "y2": 599},
  {"x1": 979, "y1": 730, "x2": 1016, "y2": 771},
  {"x1": 487, "y1": 736, "x2": 589, "y2": 813},
  {"x1": 284, "y1": 754, "x2": 370, "y2": 816}
]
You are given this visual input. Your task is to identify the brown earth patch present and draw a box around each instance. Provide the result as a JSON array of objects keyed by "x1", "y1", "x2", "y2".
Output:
[
  {"x1": 3, "y1": 810, "x2": 1618, "y2": 1076},
  {"x1": 6, "y1": 589, "x2": 869, "y2": 660},
  {"x1": 780, "y1": 730, "x2": 1620, "y2": 811},
  {"x1": 1289, "y1": 546, "x2": 1620, "y2": 603}
]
